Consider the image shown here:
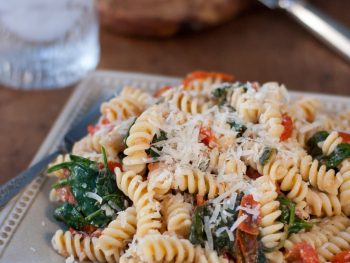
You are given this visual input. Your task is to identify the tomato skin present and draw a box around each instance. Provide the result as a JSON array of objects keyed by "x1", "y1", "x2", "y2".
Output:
[
  {"x1": 199, "y1": 126, "x2": 217, "y2": 148},
  {"x1": 246, "y1": 167, "x2": 263, "y2": 180},
  {"x1": 107, "y1": 161, "x2": 122, "y2": 173},
  {"x1": 182, "y1": 71, "x2": 234, "y2": 86},
  {"x1": 196, "y1": 194, "x2": 205, "y2": 206},
  {"x1": 154, "y1": 86, "x2": 172, "y2": 97},
  {"x1": 331, "y1": 250, "x2": 350, "y2": 263},
  {"x1": 286, "y1": 242, "x2": 319, "y2": 263},
  {"x1": 238, "y1": 194, "x2": 261, "y2": 236},
  {"x1": 281, "y1": 113, "x2": 293, "y2": 141},
  {"x1": 339, "y1": 132, "x2": 350, "y2": 144}
]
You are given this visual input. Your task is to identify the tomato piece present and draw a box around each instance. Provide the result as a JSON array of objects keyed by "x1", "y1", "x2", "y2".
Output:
[
  {"x1": 280, "y1": 113, "x2": 293, "y2": 141},
  {"x1": 339, "y1": 132, "x2": 350, "y2": 144},
  {"x1": 107, "y1": 161, "x2": 122, "y2": 173},
  {"x1": 331, "y1": 250, "x2": 350, "y2": 263},
  {"x1": 57, "y1": 186, "x2": 76, "y2": 205},
  {"x1": 286, "y1": 242, "x2": 319, "y2": 263},
  {"x1": 196, "y1": 194, "x2": 205, "y2": 206},
  {"x1": 101, "y1": 117, "x2": 110, "y2": 125},
  {"x1": 246, "y1": 167, "x2": 263, "y2": 180},
  {"x1": 199, "y1": 126, "x2": 217, "y2": 148},
  {"x1": 87, "y1": 124, "x2": 97, "y2": 135},
  {"x1": 238, "y1": 194, "x2": 261, "y2": 236},
  {"x1": 154, "y1": 85, "x2": 172, "y2": 97},
  {"x1": 182, "y1": 71, "x2": 234, "y2": 86}
]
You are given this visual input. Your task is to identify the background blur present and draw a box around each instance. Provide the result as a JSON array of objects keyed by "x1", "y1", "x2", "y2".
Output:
[{"x1": 0, "y1": 0, "x2": 349, "y2": 184}]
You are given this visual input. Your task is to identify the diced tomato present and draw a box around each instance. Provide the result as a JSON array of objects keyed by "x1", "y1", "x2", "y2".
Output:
[
  {"x1": 69, "y1": 226, "x2": 101, "y2": 237},
  {"x1": 236, "y1": 229, "x2": 258, "y2": 262},
  {"x1": 87, "y1": 124, "x2": 97, "y2": 135},
  {"x1": 57, "y1": 186, "x2": 76, "y2": 205},
  {"x1": 154, "y1": 86, "x2": 172, "y2": 97},
  {"x1": 107, "y1": 161, "x2": 122, "y2": 173},
  {"x1": 196, "y1": 194, "x2": 205, "y2": 206},
  {"x1": 339, "y1": 132, "x2": 350, "y2": 144},
  {"x1": 238, "y1": 194, "x2": 261, "y2": 236},
  {"x1": 280, "y1": 113, "x2": 293, "y2": 141},
  {"x1": 331, "y1": 250, "x2": 350, "y2": 263},
  {"x1": 182, "y1": 71, "x2": 234, "y2": 86},
  {"x1": 101, "y1": 117, "x2": 110, "y2": 125},
  {"x1": 148, "y1": 162, "x2": 165, "y2": 172},
  {"x1": 199, "y1": 126, "x2": 217, "y2": 148},
  {"x1": 286, "y1": 242, "x2": 319, "y2": 263},
  {"x1": 246, "y1": 167, "x2": 263, "y2": 180}
]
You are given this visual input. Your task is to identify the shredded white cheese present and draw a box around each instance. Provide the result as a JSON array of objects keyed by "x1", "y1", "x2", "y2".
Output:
[{"x1": 85, "y1": 192, "x2": 103, "y2": 204}]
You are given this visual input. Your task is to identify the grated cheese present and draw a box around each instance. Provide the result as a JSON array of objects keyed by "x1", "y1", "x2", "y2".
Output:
[
  {"x1": 85, "y1": 192, "x2": 103, "y2": 204},
  {"x1": 204, "y1": 216, "x2": 214, "y2": 251},
  {"x1": 230, "y1": 214, "x2": 248, "y2": 232}
]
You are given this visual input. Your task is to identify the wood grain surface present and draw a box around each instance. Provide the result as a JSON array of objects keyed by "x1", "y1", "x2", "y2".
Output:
[{"x1": 0, "y1": 0, "x2": 349, "y2": 184}]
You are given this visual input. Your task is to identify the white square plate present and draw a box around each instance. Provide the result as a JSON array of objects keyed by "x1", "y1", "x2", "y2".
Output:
[{"x1": 0, "y1": 70, "x2": 349, "y2": 262}]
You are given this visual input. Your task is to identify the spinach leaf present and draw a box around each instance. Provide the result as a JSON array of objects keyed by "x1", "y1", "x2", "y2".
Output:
[
  {"x1": 212, "y1": 82, "x2": 248, "y2": 106},
  {"x1": 307, "y1": 131, "x2": 329, "y2": 158},
  {"x1": 49, "y1": 149, "x2": 129, "y2": 230},
  {"x1": 54, "y1": 203, "x2": 87, "y2": 230},
  {"x1": 325, "y1": 143, "x2": 350, "y2": 170},
  {"x1": 146, "y1": 130, "x2": 167, "y2": 158},
  {"x1": 189, "y1": 205, "x2": 209, "y2": 245},
  {"x1": 227, "y1": 121, "x2": 247, "y2": 137},
  {"x1": 259, "y1": 148, "x2": 277, "y2": 166},
  {"x1": 257, "y1": 242, "x2": 268, "y2": 263},
  {"x1": 277, "y1": 195, "x2": 313, "y2": 236},
  {"x1": 189, "y1": 192, "x2": 243, "y2": 258}
]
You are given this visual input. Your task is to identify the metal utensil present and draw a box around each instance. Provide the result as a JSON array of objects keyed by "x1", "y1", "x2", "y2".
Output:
[
  {"x1": 259, "y1": 0, "x2": 350, "y2": 63},
  {"x1": 0, "y1": 95, "x2": 109, "y2": 207}
]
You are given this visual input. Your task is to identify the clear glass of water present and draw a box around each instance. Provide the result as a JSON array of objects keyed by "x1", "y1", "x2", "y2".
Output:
[{"x1": 0, "y1": 0, "x2": 100, "y2": 90}]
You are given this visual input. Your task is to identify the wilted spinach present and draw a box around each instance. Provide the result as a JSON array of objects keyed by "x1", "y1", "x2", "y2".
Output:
[
  {"x1": 259, "y1": 147, "x2": 277, "y2": 166},
  {"x1": 146, "y1": 129, "x2": 167, "y2": 158},
  {"x1": 227, "y1": 121, "x2": 247, "y2": 137},
  {"x1": 189, "y1": 193, "x2": 243, "y2": 258},
  {"x1": 278, "y1": 195, "x2": 313, "y2": 236},
  {"x1": 48, "y1": 148, "x2": 129, "y2": 230}
]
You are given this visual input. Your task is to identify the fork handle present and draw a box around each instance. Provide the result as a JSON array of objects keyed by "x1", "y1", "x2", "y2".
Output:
[{"x1": 281, "y1": 0, "x2": 350, "y2": 63}]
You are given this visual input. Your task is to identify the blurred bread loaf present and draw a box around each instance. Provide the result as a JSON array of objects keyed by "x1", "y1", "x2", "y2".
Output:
[{"x1": 98, "y1": 0, "x2": 251, "y2": 37}]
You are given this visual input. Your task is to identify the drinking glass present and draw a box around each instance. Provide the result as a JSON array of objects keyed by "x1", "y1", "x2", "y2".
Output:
[{"x1": 0, "y1": 0, "x2": 100, "y2": 89}]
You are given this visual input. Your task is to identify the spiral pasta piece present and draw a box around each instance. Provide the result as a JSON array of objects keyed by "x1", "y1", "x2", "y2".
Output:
[
  {"x1": 164, "y1": 89, "x2": 211, "y2": 114},
  {"x1": 208, "y1": 147, "x2": 244, "y2": 175},
  {"x1": 258, "y1": 177, "x2": 285, "y2": 249},
  {"x1": 120, "y1": 86, "x2": 154, "y2": 107},
  {"x1": 340, "y1": 159, "x2": 350, "y2": 209},
  {"x1": 52, "y1": 230, "x2": 118, "y2": 263},
  {"x1": 173, "y1": 168, "x2": 226, "y2": 199},
  {"x1": 147, "y1": 167, "x2": 173, "y2": 200},
  {"x1": 294, "y1": 97, "x2": 320, "y2": 122},
  {"x1": 253, "y1": 157, "x2": 287, "y2": 181},
  {"x1": 194, "y1": 245, "x2": 229, "y2": 263},
  {"x1": 161, "y1": 194, "x2": 192, "y2": 238},
  {"x1": 279, "y1": 166, "x2": 308, "y2": 203},
  {"x1": 97, "y1": 207, "x2": 137, "y2": 257},
  {"x1": 259, "y1": 103, "x2": 284, "y2": 138},
  {"x1": 305, "y1": 188, "x2": 341, "y2": 217},
  {"x1": 297, "y1": 155, "x2": 343, "y2": 195},
  {"x1": 115, "y1": 168, "x2": 162, "y2": 237},
  {"x1": 320, "y1": 131, "x2": 343, "y2": 156},
  {"x1": 318, "y1": 226, "x2": 350, "y2": 262},
  {"x1": 101, "y1": 96, "x2": 144, "y2": 123},
  {"x1": 137, "y1": 234, "x2": 195, "y2": 263},
  {"x1": 284, "y1": 216, "x2": 350, "y2": 251},
  {"x1": 123, "y1": 106, "x2": 163, "y2": 173}
]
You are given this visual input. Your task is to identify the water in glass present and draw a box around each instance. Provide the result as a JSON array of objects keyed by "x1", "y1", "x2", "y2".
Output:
[{"x1": 0, "y1": 0, "x2": 100, "y2": 89}]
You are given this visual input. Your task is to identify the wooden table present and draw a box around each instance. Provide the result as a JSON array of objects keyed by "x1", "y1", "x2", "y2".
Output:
[{"x1": 0, "y1": 0, "x2": 349, "y2": 184}]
